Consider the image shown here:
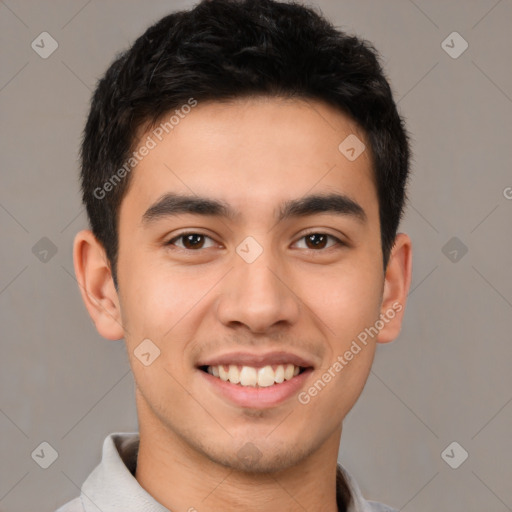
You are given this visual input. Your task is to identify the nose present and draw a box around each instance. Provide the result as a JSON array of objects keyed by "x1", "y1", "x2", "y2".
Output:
[{"x1": 215, "y1": 250, "x2": 301, "y2": 334}]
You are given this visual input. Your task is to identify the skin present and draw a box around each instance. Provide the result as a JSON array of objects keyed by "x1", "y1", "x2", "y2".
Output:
[{"x1": 73, "y1": 96, "x2": 412, "y2": 512}]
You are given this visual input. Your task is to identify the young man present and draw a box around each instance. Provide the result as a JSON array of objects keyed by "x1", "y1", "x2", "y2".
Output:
[{"x1": 58, "y1": 0, "x2": 412, "y2": 510}]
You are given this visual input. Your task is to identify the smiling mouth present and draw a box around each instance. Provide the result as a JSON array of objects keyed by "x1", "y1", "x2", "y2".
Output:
[{"x1": 198, "y1": 364, "x2": 309, "y2": 388}]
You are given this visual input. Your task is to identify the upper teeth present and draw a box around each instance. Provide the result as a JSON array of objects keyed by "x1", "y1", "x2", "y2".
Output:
[{"x1": 207, "y1": 364, "x2": 301, "y2": 387}]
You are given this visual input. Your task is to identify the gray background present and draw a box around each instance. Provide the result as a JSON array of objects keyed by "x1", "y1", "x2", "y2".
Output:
[{"x1": 1, "y1": 0, "x2": 511, "y2": 511}]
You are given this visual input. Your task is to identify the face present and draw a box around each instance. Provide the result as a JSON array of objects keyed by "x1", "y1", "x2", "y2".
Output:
[{"x1": 91, "y1": 97, "x2": 408, "y2": 473}]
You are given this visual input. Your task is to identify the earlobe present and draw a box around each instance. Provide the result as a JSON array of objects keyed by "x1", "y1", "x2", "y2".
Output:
[
  {"x1": 376, "y1": 233, "x2": 413, "y2": 344},
  {"x1": 73, "y1": 229, "x2": 125, "y2": 341}
]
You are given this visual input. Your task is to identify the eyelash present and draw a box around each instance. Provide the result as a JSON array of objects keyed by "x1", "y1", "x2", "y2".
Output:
[{"x1": 165, "y1": 231, "x2": 345, "y2": 253}]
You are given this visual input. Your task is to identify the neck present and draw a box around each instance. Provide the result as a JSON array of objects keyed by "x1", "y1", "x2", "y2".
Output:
[{"x1": 134, "y1": 397, "x2": 346, "y2": 512}]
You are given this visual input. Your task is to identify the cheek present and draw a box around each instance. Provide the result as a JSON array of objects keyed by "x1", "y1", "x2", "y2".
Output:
[
  {"x1": 118, "y1": 257, "x2": 187, "y2": 340},
  {"x1": 119, "y1": 259, "x2": 216, "y2": 373},
  {"x1": 298, "y1": 262, "x2": 382, "y2": 341},
  {"x1": 119, "y1": 267, "x2": 195, "y2": 393}
]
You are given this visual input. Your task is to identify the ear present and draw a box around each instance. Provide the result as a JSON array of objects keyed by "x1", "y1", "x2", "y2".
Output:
[
  {"x1": 376, "y1": 232, "x2": 412, "y2": 344},
  {"x1": 73, "y1": 229, "x2": 124, "y2": 340}
]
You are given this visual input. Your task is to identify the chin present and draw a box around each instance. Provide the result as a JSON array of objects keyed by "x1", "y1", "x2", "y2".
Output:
[{"x1": 205, "y1": 441, "x2": 312, "y2": 475}]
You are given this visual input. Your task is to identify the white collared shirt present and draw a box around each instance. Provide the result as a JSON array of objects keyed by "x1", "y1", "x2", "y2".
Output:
[{"x1": 55, "y1": 432, "x2": 397, "y2": 512}]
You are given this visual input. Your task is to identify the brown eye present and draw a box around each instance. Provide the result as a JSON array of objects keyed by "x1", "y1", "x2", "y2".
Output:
[
  {"x1": 295, "y1": 233, "x2": 343, "y2": 251},
  {"x1": 305, "y1": 233, "x2": 328, "y2": 249},
  {"x1": 166, "y1": 233, "x2": 216, "y2": 250}
]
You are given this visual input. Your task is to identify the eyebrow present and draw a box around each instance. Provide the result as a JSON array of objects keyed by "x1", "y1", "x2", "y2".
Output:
[{"x1": 141, "y1": 192, "x2": 367, "y2": 226}]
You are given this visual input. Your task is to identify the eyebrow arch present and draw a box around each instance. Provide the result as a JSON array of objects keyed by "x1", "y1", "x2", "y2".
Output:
[{"x1": 141, "y1": 192, "x2": 367, "y2": 226}]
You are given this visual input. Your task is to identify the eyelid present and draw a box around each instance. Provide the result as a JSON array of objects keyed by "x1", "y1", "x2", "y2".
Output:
[
  {"x1": 165, "y1": 230, "x2": 220, "y2": 249},
  {"x1": 165, "y1": 229, "x2": 346, "y2": 251},
  {"x1": 293, "y1": 230, "x2": 345, "y2": 250}
]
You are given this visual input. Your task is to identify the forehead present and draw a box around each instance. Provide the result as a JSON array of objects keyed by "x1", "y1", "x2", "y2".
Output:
[{"x1": 120, "y1": 97, "x2": 378, "y2": 226}]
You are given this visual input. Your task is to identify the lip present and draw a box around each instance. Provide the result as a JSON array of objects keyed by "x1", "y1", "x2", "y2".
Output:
[
  {"x1": 198, "y1": 366, "x2": 314, "y2": 409},
  {"x1": 196, "y1": 350, "x2": 316, "y2": 369}
]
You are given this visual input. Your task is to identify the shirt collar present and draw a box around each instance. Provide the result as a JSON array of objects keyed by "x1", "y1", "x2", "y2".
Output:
[{"x1": 78, "y1": 432, "x2": 383, "y2": 512}]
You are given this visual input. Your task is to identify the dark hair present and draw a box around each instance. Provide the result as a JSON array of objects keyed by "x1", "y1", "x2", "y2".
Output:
[{"x1": 80, "y1": 0, "x2": 410, "y2": 289}]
